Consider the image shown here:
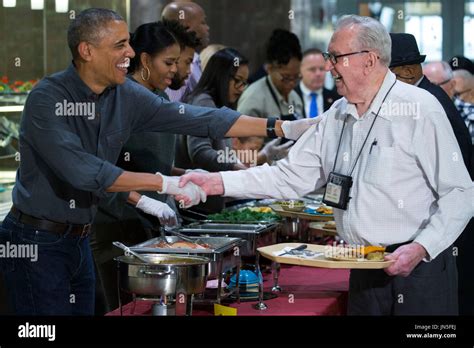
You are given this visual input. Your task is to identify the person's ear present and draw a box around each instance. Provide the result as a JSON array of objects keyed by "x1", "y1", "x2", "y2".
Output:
[
  {"x1": 140, "y1": 52, "x2": 151, "y2": 70},
  {"x1": 77, "y1": 42, "x2": 93, "y2": 62},
  {"x1": 365, "y1": 51, "x2": 379, "y2": 71}
]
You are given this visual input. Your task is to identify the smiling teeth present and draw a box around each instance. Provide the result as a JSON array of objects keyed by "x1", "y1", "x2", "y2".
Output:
[{"x1": 117, "y1": 58, "x2": 130, "y2": 69}]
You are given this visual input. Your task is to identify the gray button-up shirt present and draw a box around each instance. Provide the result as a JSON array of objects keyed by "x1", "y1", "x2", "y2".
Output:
[{"x1": 13, "y1": 64, "x2": 240, "y2": 224}]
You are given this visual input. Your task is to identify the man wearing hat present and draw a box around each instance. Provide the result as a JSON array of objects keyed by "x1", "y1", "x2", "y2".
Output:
[{"x1": 390, "y1": 33, "x2": 474, "y2": 315}]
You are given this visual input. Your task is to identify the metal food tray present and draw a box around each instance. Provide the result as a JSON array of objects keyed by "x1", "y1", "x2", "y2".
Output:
[
  {"x1": 130, "y1": 235, "x2": 241, "y2": 255},
  {"x1": 177, "y1": 223, "x2": 279, "y2": 257}
]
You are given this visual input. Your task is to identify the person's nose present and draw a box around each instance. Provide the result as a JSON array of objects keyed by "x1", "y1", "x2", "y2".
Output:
[{"x1": 126, "y1": 42, "x2": 135, "y2": 59}]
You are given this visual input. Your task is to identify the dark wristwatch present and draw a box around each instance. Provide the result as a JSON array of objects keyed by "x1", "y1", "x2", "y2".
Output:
[{"x1": 266, "y1": 117, "x2": 278, "y2": 138}]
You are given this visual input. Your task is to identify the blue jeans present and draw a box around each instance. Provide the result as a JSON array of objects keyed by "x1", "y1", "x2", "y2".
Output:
[{"x1": 0, "y1": 213, "x2": 95, "y2": 315}]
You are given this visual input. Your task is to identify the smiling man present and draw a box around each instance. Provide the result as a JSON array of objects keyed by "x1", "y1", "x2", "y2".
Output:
[
  {"x1": 0, "y1": 8, "x2": 312, "y2": 315},
  {"x1": 180, "y1": 15, "x2": 474, "y2": 315}
]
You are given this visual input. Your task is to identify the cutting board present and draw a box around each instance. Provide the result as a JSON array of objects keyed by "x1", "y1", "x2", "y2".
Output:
[{"x1": 257, "y1": 243, "x2": 394, "y2": 269}]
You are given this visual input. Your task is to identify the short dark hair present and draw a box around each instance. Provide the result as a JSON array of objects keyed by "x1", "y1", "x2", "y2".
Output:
[
  {"x1": 67, "y1": 8, "x2": 124, "y2": 60},
  {"x1": 162, "y1": 19, "x2": 201, "y2": 50},
  {"x1": 129, "y1": 21, "x2": 178, "y2": 73},
  {"x1": 266, "y1": 29, "x2": 302, "y2": 65},
  {"x1": 187, "y1": 48, "x2": 249, "y2": 108},
  {"x1": 302, "y1": 48, "x2": 323, "y2": 58}
]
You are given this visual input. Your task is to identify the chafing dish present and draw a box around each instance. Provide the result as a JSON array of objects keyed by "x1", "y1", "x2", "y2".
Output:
[
  {"x1": 115, "y1": 254, "x2": 209, "y2": 316},
  {"x1": 130, "y1": 236, "x2": 242, "y2": 278},
  {"x1": 130, "y1": 236, "x2": 244, "y2": 304},
  {"x1": 176, "y1": 223, "x2": 279, "y2": 257}
]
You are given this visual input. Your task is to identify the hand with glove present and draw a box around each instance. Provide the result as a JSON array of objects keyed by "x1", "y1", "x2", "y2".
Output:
[
  {"x1": 260, "y1": 138, "x2": 294, "y2": 162},
  {"x1": 281, "y1": 117, "x2": 321, "y2": 140},
  {"x1": 135, "y1": 195, "x2": 178, "y2": 227},
  {"x1": 157, "y1": 173, "x2": 207, "y2": 208}
]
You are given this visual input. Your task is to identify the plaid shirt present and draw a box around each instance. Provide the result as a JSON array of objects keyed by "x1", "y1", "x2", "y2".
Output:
[{"x1": 454, "y1": 96, "x2": 474, "y2": 143}]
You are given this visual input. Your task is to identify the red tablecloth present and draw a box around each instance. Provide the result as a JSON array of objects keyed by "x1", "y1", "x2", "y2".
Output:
[{"x1": 107, "y1": 265, "x2": 349, "y2": 316}]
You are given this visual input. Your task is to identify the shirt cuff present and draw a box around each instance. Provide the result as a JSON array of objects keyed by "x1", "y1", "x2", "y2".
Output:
[
  {"x1": 95, "y1": 161, "x2": 124, "y2": 198},
  {"x1": 221, "y1": 170, "x2": 245, "y2": 197},
  {"x1": 413, "y1": 236, "x2": 436, "y2": 262}
]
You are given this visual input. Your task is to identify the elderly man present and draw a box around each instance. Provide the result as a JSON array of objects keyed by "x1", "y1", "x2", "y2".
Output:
[
  {"x1": 181, "y1": 15, "x2": 474, "y2": 315},
  {"x1": 295, "y1": 48, "x2": 340, "y2": 118},
  {"x1": 162, "y1": 1, "x2": 209, "y2": 102},
  {"x1": 0, "y1": 8, "x2": 311, "y2": 315},
  {"x1": 423, "y1": 61, "x2": 457, "y2": 99}
]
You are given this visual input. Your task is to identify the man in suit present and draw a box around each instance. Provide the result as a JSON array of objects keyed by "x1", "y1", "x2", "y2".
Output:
[
  {"x1": 390, "y1": 32, "x2": 474, "y2": 315},
  {"x1": 294, "y1": 48, "x2": 340, "y2": 118}
]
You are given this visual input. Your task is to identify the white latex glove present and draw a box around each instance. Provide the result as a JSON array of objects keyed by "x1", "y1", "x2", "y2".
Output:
[
  {"x1": 185, "y1": 169, "x2": 209, "y2": 174},
  {"x1": 281, "y1": 117, "x2": 321, "y2": 140},
  {"x1": 260, "y1": 138, "x2": 294, "y2": 161},
  {"x1": 157, "y1": 174, "x2": 207, "y2": 208},
  {"x1": 135, "y1": 195, "x2": 178, "y2": 227}
]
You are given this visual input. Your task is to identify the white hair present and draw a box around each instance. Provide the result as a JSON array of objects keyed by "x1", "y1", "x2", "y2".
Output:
[
  {"x1": 453, "y1": 69, "x2": 473, "y2": 81},
  {"x1": 424, "y1": 61, "x2": 453, "y2": 80},
  {"x1": 335, "y1": 15, "x2": 391, "y2": 67}
]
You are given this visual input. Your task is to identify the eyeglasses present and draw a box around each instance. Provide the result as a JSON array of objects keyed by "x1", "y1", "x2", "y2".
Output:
[
  {"x1": 274, "y1": 71, "x2": 301, "y2": 84},
  {"x1": 231, "y1": 76, "x2": 249, "y2": 89},
  {"x1": 435, "y1": 78, "x2": 452, "y2": 86},
  {"x1": 322, "y1": 50, "x2": 371, "y2": 65}
]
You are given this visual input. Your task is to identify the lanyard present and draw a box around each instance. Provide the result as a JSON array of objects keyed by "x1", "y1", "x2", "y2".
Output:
[
  {"x1": 332, "y1": 80, "x2": 397, "y2": 176},
  {"x1": 265, "y1": 76, "x2": 285, "y2": 115}
]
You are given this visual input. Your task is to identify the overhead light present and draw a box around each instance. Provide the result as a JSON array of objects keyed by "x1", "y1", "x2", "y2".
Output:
[
  {"x1": 2, "y1": 0, "x2": 16, "y2": 7},
  {"x1": 55, "y1": 0, "x2": 68, "y2": 13},
  {"x1": 31, "y1": 0, "x2": 44, "y2": 10}
]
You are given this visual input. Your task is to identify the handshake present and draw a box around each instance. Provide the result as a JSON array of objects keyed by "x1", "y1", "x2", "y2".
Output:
[
  {"x1": 157, "y1": 171, "x2": 209, "y2": 208},
  {"x1": 134, "y1": 171, "x2": 210, "y2": 228}
]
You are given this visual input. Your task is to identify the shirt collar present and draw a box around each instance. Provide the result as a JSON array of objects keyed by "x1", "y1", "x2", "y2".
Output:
[
  {"x1": 64, "y1": 63, "x2": 113, "y2": 101},
  {"x1": 299, "y1": 81, "x2": 322, "y2": 96},
  {"x1": 414, "y1": 76, "x2": 424, "y2": 86},
  {"x1": 341, "y1": 70, "x2": 396, "y2": 122}
]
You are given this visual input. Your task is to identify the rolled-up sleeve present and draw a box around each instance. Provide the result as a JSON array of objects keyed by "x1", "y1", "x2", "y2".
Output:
[
  {"x1": 130, "y1": 86, "x2": 241, "y2": 139},
  {"x1": 221, "y1": 123, "x2": 326, "y2": 198},
  {"x1": 22, "y1": 90, "x2": 123, "y2": 198}
]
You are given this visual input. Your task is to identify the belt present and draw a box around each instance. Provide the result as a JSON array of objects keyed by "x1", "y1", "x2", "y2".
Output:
[{"x1": 9, "y1": 206, "x2": 92, "y2": 238}]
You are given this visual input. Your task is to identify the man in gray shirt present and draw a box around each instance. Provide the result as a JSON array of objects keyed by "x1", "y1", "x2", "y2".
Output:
[{"x1": 0, "y1": 8, "x2": 311, "y2": 315}]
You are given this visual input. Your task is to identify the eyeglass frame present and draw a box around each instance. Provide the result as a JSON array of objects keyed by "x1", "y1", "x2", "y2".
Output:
[
  {"x1": 435, "y1": 78, "x2": 452, "y2": 87},
  {"x1": 322, "y1": 50, "x2": 375, "y2": 65},
  {"x1": 230, "y1": 75, "x2": 249, "y2": 89},
  {"x1": 273, "y1": 70, "x2": 301, "y2": 84}
]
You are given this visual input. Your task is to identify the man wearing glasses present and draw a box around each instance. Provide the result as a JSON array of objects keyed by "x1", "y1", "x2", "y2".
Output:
[
  {"x1": 423, "y1": 61, "x2": 457, "y2": 99},
  {"x1": 180, "y1": 15, "x2": 474, "y2": 315},
  {"x1": 237, "y1": 29, "x2": 304, "y2": 121}
]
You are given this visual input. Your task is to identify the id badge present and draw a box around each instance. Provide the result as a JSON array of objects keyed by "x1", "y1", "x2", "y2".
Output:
[{"x1": 323, "y1": 172, "x2": 353, "y2": 210}]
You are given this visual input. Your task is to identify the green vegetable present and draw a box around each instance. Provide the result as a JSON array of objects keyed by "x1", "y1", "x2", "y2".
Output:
[{"x1": 207, "y1": 208, "x2": 280, "y2": 222}]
